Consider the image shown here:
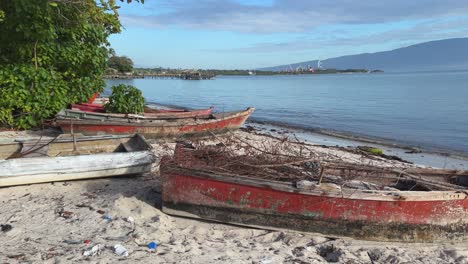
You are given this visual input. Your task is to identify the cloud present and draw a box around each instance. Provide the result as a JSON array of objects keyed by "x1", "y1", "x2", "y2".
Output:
[
  {"x1": 121, "y1": 0, "x2": 468, "y2": 33},
  {"x1": 203, "y1": 17, "x2": 468, "y2": 54}
]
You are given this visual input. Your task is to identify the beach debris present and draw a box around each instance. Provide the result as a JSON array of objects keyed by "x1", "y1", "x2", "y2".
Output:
[
  {"x1": 358, "y1": 146, "x2": 384, "y2": 155},
  {"x1": 292, "y1": 246, "x2": 306, "y2": 257},
  {"x1": 317, "y1": 244, "x2": 343, "y2": 263},
  {"x1": 148, "y1": 241, "x2": 158, "y2": 252},
  {"x1": 1, "y1": 224, "x2": 13, "y2": 232},
  {"x1": 102, "y1": 214, "x2": 113, "y2": 221},
  {"x1": 96, "y1": 209, "x2": 105, "y2": 214},
  {"x1": 83, "y1": 244, "x2": 104, "y2": 257},
  {"x1": 114, "y1": 244, "x2": 129, "y2": 257},
  {"x1": 84, "y1": 239, "x2": 91, "y2": 244},
  {"x1": 367, "y1": 248, "x2": 384, "y2": 263},
  {"x1": 405, "y1": 148, "x2": 422, "y2": 154},
  {"x1": 356, "y1": 146, "x2": 411, "y2": 163},
  {"x1": 76, "y1": 203, "x2": 94, "y2": 211},
  {"x1": 63, "y1": 239, "x2": 81, "y2": 244},
  {"x1": 56, "y1": 208, "x2": 74, "y2": 219},
  {"x1": 126, "y1": 216, "x2": 135, "y2": 223},
  {"x1": 7, "y1": 253, "x2": 25, "y2": 260}
]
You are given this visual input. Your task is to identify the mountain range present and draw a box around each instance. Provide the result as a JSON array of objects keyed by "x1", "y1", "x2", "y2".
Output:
[{"x1": 259, "y1": 38, "x2": 468, "y2": 72}]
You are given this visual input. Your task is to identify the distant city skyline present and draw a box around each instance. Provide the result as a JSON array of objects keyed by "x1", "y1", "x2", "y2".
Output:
[{"x1": 109, "y1": 0, "x2": 468, "y2": 69}]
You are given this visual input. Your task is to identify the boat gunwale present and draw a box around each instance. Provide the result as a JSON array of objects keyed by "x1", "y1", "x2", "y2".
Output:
[
  {"x1": 160, "y1": 163, "x2": 468, "y2": 201},
  {"x1": 56, "y1": 107, "x2": 255, "y2": 127},
  {"x1": 65, "y1": 106, "x2": 215, "y2": 120}
]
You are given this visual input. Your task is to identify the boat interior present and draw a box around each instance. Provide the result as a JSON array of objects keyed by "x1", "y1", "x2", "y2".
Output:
[
  {"x1": 0, "y1": 134, "x2": 151, "y2": 159},
  {"x1": 169, "y1": 143, "x2": 468, "y2": 192}
]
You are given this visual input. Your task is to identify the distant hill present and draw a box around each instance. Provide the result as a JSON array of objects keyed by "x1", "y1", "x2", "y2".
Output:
[{"x1": 259, "y1": 38, "x2": 468, "y2": 72}]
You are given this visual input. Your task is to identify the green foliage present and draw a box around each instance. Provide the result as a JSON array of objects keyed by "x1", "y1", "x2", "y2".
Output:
[
  {"x1": 105, "y1": 84, "x2": 145, "y2": 114},
  {"x1": 0, "y1": 65, "x2": 68, "y2": 129},
  {"x1": 108, "y1": 55, "x2": 134, "y2": 73},
  {"x1": 358, "y1": 146, "x2": 384, "y2": 155},
  {"x1": 0, "y1": 0, "x2": 138, "y2": 129}
]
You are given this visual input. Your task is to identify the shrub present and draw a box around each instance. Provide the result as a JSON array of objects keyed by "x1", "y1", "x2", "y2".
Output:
[{"x1": 105, "y1": 84, "x2": 145, "y2": 114}]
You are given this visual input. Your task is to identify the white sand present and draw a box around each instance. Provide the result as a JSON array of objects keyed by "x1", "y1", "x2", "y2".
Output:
[{"x1": 1, "y1": 129, "x2": 467, "y2": 263}]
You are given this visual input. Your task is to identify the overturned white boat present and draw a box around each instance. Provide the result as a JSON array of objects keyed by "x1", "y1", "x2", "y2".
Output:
[{"x1": 0, "y1": 134, "x2": 155, "y2": 187}]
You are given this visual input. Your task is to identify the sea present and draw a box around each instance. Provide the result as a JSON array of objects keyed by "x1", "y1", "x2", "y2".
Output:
[{"x1": 105, "y1": 70, "x2": 468, "y2": 155}]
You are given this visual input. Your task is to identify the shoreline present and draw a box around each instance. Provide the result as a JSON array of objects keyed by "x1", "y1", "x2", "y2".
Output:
[
  {"x1": 246, "y1": 121, "x2": 468, "y2": 170},
  {"x1": 248, "y1": 118, "x2": 468, "y2": 160}
]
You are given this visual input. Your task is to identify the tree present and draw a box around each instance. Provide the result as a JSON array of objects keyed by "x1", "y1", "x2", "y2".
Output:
[
  {"x1": 108, "y1": 55, "x2": 134, "y2": 73},
  {"x1": 0, "y1": 0, "x2": 138, "y2": 129}
]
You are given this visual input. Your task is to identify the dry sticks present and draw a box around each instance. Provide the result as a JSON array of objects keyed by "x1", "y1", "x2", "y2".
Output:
[{"x1": 170, "y1": 132, "x2": 468, "y2": 191}]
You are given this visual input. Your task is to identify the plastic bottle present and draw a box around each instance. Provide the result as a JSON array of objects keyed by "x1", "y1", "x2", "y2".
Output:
[{"x1": 114, "y1": 244, "x2": 129, "y2": 257}]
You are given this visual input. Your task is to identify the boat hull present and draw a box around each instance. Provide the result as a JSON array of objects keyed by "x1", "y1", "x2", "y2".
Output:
[
  {"x1": 160, "y1": 166, "x2": 468, "y2": 242},
  {"x1": 57, "y1": 108, "x2": 254, "y2": 139}
]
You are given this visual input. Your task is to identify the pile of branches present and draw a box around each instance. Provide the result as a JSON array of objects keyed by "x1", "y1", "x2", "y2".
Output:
[
  {"x1": 169, "y1": 134, "x2": 467, "y2": 191},
  {"x1": 173, "y1": 134, "x2": 383, "y2": 185}
]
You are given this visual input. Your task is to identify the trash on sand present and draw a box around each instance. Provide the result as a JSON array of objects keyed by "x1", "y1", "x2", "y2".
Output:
[
  {"x1": 63, "y1": 239, "x2": 81, "y2": 244},
  {"x1": 1, "y1": 224, "x2": 13, "y2": 232},
  {"x1": 148, "y1": 242, "x2": 158, "y2": 252},
  {"x1": 96, "y1": 209, "x2": 105, "y2": 214},
  {"x1": 114, "y1": 244, "x2": 129, "y2": 257},
  {"x1": 102, "y1": 215, "x2": 113, "y2": 221},
  {"x1": 84, "y1": 239, "x2": 91, "y2": 244},
  {"x1": 126, "y1": 216, "x2": 135, "y2": 223},
  {"x1": 83, "y1": 244, "x2": 104, "y2": 257},
  {"x1": 57, "y1": 209, "x2": 74, "y2": 219}
]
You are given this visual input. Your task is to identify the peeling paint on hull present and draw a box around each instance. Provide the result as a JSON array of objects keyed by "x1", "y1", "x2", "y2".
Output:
[{"x1": 160, "y1": 167, "x2": 468, "y2": 242}]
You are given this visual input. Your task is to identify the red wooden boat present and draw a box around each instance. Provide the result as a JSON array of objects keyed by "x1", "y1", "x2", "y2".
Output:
[
  {"x1": 55, "y1": 108, "x2": 254, "y2": 139},
  {"x1": 160, "y1": 143, "x2": 468, "y2": 242},
  {"x1": 70, "y1": 103, "x2": 214, "y2": 118}
]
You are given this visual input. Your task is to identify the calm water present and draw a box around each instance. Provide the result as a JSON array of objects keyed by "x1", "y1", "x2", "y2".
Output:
[{"x1": 106, "y1": 71, "x2": 468, "y2": 154}]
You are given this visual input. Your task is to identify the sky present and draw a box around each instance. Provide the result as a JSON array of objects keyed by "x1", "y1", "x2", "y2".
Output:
[{"x1": 108, "y1": 0, "x2": 468, "y2": 69}]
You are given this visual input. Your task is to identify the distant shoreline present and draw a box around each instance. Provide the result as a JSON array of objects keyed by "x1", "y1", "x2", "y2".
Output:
[{"x1": 103, "y1": 68, "x2": 383, "y2": 79}]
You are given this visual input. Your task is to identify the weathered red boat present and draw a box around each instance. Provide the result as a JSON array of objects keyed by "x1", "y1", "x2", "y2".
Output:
[
  {"x1": 160, "y1": 143, "x2": 468, "y2": 242},
  {"x1": 70, "y1": 103, "x2": 214, "y2": 118},
  {"x1": 55, "y1": 107, "x2": 254, "y2": 139}
]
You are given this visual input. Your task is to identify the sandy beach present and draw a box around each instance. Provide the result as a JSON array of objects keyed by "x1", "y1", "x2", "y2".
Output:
[{"x1": 1, "y1": 128, "x2": 468, "y2": 263}]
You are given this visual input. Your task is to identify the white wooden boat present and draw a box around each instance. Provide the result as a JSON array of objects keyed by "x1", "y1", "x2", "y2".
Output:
[{"x1": 0, "y1": 134, "x2": 155, "y2": 187}]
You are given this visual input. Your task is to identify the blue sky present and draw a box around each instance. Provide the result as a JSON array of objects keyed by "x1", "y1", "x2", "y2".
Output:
[{"x1": 109, "y1": 0, "x2": 468, "y2": 69}]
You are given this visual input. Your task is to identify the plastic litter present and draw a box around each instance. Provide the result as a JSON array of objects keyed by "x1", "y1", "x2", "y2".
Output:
[
  {"x1": 102, "y1": 215, "x2": 113, "y2": 221},
  {"x1": 83, "y1": 244, "x2": 103, "y2": 257},
  {"x1": 147, "y1": 242, "x2": 158, "y2": 252},
  {"x1": 126, "y1": 216, "x2": 135, "y2": 223},
  {"x1": 63, "y1": 239, "x2": 81, "y2": 244},
  {"x1": 114, "y1": 244, "x2": 129, "y2": 257}
]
